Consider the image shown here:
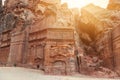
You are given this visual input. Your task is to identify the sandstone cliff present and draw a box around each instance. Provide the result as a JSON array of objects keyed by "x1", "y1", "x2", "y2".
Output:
[{"x1": 0, "y1": 0, "x2": 120, "y2": 78}]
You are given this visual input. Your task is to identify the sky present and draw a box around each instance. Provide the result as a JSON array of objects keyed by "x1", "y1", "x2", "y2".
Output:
[
  {"x1": 61, "y1": 0, "x2": 109, "y2": 8},
  {"x1": 2, "y1": 0, "x2": 109, "y2": 9}
]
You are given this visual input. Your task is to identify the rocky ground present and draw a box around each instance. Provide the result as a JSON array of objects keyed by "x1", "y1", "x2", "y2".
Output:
[{"x1": 0, "y1": 67, "x2": 119, "y2": 80}]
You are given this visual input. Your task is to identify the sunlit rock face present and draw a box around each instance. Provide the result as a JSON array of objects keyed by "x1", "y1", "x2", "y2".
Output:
[
  {"x1": 80, "y1": 4, "x2": 120, "y2": 41},
  {"x1": 81, "y1": 4, "x2": 112, "y2": 31},
  {"x1": 107, "y1": 0, "x2": 120, "y2": 10},
  {"x1": 79, "y1": 3, "x2": 120, "y2": 76},
  {"x1": 79, "y1": 4, "x2": 112, "y2": 44}
]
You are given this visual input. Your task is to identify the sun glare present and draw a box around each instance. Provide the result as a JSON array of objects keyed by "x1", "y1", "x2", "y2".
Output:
[
  {"x1": 2, "y1": 0, "x2": 109, "y2": 9},
  {"x1": 61, "y1": 0, "x2": 109, "y2": 8}
]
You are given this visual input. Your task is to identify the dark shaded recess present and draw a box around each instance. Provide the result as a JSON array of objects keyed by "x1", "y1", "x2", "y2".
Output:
[
  {"x1": 0, "y1": 12, "x2": 17, "y2": 32},
  {"x1": 5, "y1": 13, "x2": 16, "y2": 29},
  {"x1": 14, "y1": 63, "x2": 17, "y2": 67},
  {"x1": 37, "y1": 65, "x2": 40, "y2": 69},
  {"x1": 0, "y1": 0, "x2": 2, "y2": 7}
]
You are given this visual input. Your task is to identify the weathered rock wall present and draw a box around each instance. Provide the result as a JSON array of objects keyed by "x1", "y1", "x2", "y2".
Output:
[
  {"x1": 0, "y1": 0, "x2": 120, "y2": 77},
  {"x1": 80, "y1": 3, "x2": 120, "y2": 76},
  {"x1": 0, "y1": 0, "x2": 77, "y2": 75},
  {"x1": 0, "y1": 30, "x2": 11, "y2": 65},
  {"x1": 112, "y1": 25, "x2": 120, "y2": 75},
  {"x1": 95, "y1": 29, "x2": 114, "y2": 69}
]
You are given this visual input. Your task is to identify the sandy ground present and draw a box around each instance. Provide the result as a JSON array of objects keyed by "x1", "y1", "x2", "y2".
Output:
[{"x1": 0, "y1": 67, "x2": 119, "y2": 80}]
